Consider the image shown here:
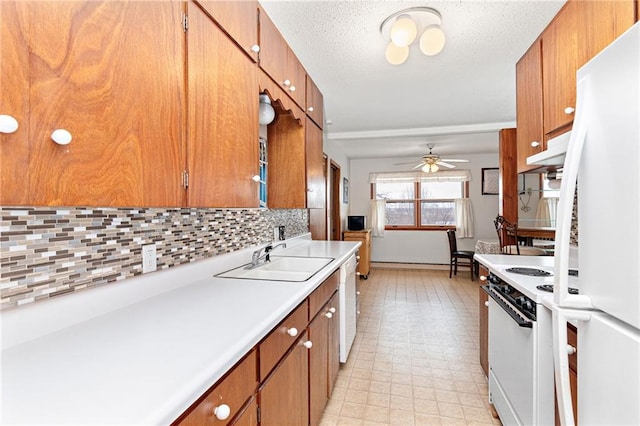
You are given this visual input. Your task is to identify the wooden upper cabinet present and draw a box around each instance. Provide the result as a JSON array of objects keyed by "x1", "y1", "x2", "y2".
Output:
[
  {"x1": 542, "y1": 0, "x2": 636, "y2": 136},
  {"x1": 2, "y1": 1, "x2": 186, "y2": 207},
  {"x1": 0, "y1": 1, "x2": 30, "y2": 205},
  {"x1": 258, "y1": 7, "x2": 306, "y2": 109},
  {"x1": 187, "y1": 1, "x2": 259, "y2": 208},
  {"x1": 305, "y1": 76, "x2": 324, "y2": 129},
  {"x1": 542, "y1": 0, "x2": 579, "y2": 135},
  {"x1": 195, "y1": 0, "x2": 259, "y2": 62},
  {"x1": 305, "y1": 117, "x2": 325, "y2": 209},
  {"x1": 515, "y1": 40, "x2": 544, "y2": 173}
]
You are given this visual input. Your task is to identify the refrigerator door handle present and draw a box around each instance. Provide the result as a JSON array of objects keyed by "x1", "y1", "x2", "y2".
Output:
[
  {"x1": 553, "y1": 75, "x2": 593, "y2": 309},
  {"x1": 552, "y1": 305, "x2": 592, "y2": 426}
]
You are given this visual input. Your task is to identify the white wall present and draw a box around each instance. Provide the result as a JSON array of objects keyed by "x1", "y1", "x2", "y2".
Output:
[{"x1": 349, "y1": 153, "x2": 500, "y2": 264}]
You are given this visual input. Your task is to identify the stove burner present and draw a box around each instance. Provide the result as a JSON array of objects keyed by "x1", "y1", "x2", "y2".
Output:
[
  {"x1": 505, "y1": 267, "x2": 552, "y2": 277},
  {"x1": 536, "y1": 284, "x2": 579, "y2": 294}
]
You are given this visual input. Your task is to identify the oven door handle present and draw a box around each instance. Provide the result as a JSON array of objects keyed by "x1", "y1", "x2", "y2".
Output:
[{"x1": 481, "y1": 285, "x2": 532, "y2": 328}]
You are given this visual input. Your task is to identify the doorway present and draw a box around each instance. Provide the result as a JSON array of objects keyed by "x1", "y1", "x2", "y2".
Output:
[{"x1": 330, "y1": 160, "x2": 342, "y2": 241}]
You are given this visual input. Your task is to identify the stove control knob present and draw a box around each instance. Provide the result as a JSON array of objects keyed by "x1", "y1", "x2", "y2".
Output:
[
  {"x1": 523, "y1": 300, "x2": 533, "y2": 310},
  {"x1": 502, "y1": 285, "x2": 512, "y2": 294},
  {"x1": 516, "y1": 296, "x2": 526, "y2": 305}
]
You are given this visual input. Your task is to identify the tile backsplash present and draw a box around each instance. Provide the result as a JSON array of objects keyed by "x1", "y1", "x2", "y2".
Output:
[{"x1": 0, "y1": 207, "x2": 308, "y2": 311}]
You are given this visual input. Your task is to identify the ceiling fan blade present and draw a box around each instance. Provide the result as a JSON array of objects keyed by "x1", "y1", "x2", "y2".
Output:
[
  {"x1": 410, "y1": 162, "x2": 424, "y2": 170},
  {"x1": 436, "y1": 161, "x2": 456, "y2": 168},
  {"x1": 393, "y1": 161, "x2": 421, "y2": 165},
  {"x1": 440, "y1": 158, "x2": 469, "y2": 163}
]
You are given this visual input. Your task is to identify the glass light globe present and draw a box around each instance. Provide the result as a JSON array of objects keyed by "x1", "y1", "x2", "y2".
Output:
[
  {"x1": 385, "y1": 42, "x2": 409, "y2": 65},
  {"x1": 258, "y1": 94, "x2": 275, "y2": 125},
  {"x1": 390, "y1": 15, "x2": 417, "y2": 47},
  {"x1": 419, "y1": 25, "x2": 446, "y2": 56},
  {"x1": 422, "y1": 163, "x2": 439, "y2": 173}
]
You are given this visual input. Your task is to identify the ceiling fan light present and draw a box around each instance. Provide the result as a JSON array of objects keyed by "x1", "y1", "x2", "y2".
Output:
[
  {"x1": 422, "y1": 163, "x2": 439, "y2": 173},
  {"x1": 390, "y1": 15, "x2": 417, "y2": 47},
  {"x1": 385, "y1": 42, "x2": 409, "y2": 65},
  {"x1": 419, "y1": 25, "x2": 446, "y2": 56}
]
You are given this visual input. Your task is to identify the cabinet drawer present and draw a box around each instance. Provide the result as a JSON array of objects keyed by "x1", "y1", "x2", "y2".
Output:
[
  {"x1": 309, "y1": 270, "x2": 339, "y2": 320},
  {"x1": 259, "y1": 300, "x2": 308, "y2": 381},
  {"x1": 178, "y1": 349, "x2": 257, "y2": 426}
]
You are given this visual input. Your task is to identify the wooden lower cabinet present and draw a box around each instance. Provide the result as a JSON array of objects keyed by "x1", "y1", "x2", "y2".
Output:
[
  {"x1": 478, "y1": 264, "x2": 489, "y2": 377},
  {"x1": 176, "y1": 272, "x2": 342, "y2": 425},
  {"x1": 259, "y1": 331, "x2": 310, "y2": 426},
  {"x1": 308, "y1": 290, "x2": 340, "y2": 426},
  {"x1": 555, "y1": 323, "x2": 578, "y2": 425},
  {"x1": 342, "y1": 230, "x2": 371, "y2": 279},
  {"x1": 176, "y1": 350, "x2": 257, "y2": 425}
]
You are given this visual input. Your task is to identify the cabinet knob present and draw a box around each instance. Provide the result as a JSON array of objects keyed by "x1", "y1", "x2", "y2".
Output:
[
  {"x1": 564, "y1": 106, "x2": 575, "y2": 115},
  {"x1": 480, "y1": 275, "x2": 487, "y2": 281},
  {"x1": 530, "y1": 141, "x2": 540, "y2": 148},
  {"x1": 252, "y1": 175, "x2": 261, "y2": 182},
  {"x1": 214, "y1": 404, "x2": 231, "y2": 420},
  {"x1": 251, "y1": 44, "x2": 260, "y2": 53},
  {"x1": 289, "y1": 85, "x2": 296, "y2": 92},
  {"x1": 282, "y1": 79, "x2": 291, "y2": 87},
  {"x1": 303, "y1": 340, "x2": 313, "y2": 349},
  {"x1": 566, "y1": 345, "x2": 576, "y2": 355},
  {"x1": 307, "y1": 188, "x2": 313, "y2": 192},
  {"x1": 329, "y1": 307, "x2": 336, "y2": 314},
  {"x1": 357, "y1": 310, "x2": 360, "y2": 315},
  {"x1": 484, "y1": 301, "x2": 489, "y2": 307},
  {"x1": 286, "y1": 327, "x2": 298, "y2": 337},
  {"x1": 356, "y1": 272, "x2": 361, "y2": 276},
  {"x1": 324, "y1": 311, "x2": 333, "y2": 318},
  {"x1": 356, "y1": 256, "x2": 360, "y2": 260},
  {"x1": 0, "y1": 114, "x2": 19, "y2": 134},
  {"x1": 356, "y1": 291, "x2": 361, "y2": 295},
  {"x1": 51, "y1": 129, "x2": 72, "y2": 145},
  {"x1": 307, "y1": 106, "x2": 314, "y2": 112}
]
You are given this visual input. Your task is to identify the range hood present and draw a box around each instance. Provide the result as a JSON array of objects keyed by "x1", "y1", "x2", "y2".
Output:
[{"x1": 526, "y1": 131, "x2": 571, "y2": 167}]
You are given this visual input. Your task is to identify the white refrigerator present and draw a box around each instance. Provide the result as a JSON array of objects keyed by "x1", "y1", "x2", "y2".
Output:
[{"x1": 549, "y1": 21, "x2": 640, "y2": 426}]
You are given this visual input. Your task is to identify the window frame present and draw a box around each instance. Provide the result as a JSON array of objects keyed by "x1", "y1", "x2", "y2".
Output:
[{"x1": 372, "y1": 181, "x2": 469, "y2": 231}]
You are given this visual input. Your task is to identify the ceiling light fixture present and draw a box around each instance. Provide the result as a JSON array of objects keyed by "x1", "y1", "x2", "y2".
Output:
[
  {"x1": 380, "y1": 6, "x2": 445, "y2": 65},
  {"x1": 422, "y1": 163, "x2": 439, "y2": 173}
]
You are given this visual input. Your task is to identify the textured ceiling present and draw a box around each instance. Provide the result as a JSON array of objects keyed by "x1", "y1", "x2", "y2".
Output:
[{"x1": 259, "y1": 0, "x2": 565, "y2": 159}]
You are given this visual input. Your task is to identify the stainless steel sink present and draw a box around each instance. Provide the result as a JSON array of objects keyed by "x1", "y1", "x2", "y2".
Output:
[{"x1": 215, "y1": 256, "x2": 334, "y2": 282}]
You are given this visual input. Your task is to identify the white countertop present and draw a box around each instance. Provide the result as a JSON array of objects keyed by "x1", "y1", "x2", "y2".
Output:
[{"x1": 1, "y1": 234, "x2": 360, "y2": 424}]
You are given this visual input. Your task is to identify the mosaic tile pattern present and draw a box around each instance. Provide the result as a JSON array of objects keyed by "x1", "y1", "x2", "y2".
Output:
[{"x1": 0, "y1": 207, "x2": 308, "y2": 310}]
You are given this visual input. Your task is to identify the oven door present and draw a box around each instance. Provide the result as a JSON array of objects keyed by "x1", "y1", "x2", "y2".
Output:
[{"x1": 488, "y1": 297, "x2": 535, "y2": 425}]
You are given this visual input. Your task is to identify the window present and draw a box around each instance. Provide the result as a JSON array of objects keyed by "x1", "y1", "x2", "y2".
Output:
[{"x1": 371, "y1": 171, "x2": 469, "y2": 230}]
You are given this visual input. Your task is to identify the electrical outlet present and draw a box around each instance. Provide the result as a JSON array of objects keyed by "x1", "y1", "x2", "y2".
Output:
[
  {"x1": 142, "y1": 244, "x2": 157, "y2": 273},
  {"x1": 273, "y1": 226, "x2": 279, "y2": 241},
  {"x1": 278, "y1": 226, "x2": 285, "y2": 241}
]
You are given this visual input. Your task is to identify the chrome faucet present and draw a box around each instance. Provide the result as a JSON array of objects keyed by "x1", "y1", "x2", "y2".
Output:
[{"x1": 247, "y1": 243, "x2": 287, "y2": 269}]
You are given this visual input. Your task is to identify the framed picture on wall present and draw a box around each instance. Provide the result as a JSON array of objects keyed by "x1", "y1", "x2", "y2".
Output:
[
  {"x1": 481, "y1": 168, "x2": 499, "y2": 195},
  {"x1": 343, "y1": 178, "x2": 349, "y2": 203}
]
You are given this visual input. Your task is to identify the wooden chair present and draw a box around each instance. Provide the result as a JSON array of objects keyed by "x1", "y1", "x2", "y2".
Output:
[
  {"x1": 494, "y1": 215, "x2": 546, "y2": 255},
  {"x1": 447, "y1": 229, "x2": 475, "y2": 280}
]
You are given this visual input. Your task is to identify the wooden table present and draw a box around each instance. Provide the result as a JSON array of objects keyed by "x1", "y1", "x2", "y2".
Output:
[{"x1": 515, "y1": 227, "x2": 556, "y2": 246}]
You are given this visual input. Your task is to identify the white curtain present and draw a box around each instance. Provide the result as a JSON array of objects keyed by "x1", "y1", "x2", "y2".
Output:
[
  {"x1": 370, "y1": 199, "x2": 386, "y2": 237},
  {"x1": 535, "y1": 197, "x2": 559, "y2": 227},
  {"x1": 455, "y1": 198, "x2": 474, "y2": 238},
  {"x1": 369, "y1": 169, "x2": 471, "y2": 184}
]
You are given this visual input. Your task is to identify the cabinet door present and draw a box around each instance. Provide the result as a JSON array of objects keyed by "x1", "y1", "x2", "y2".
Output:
[
  {"x1": 286, "y1": 49, "x2": 307, "y2": 109},
  {"x1": 327, "y1": 292, "x2": 340, "y2": 395},
  {"x1": 305, "y1": 75, "x2": 324, "y2": 129},
  {"x1": 0, "y1": 1, "x2": 30, "y2": 205},
  {"x1": 516, "y1": 40, "x2": 544, "y2": 173},
  {"x1": 187, "y1": 2, "x2": 259, "y2": 208},
  {"x1": 305, "y1": 117, "x2": 325, "y2": 209},
  {"x1": 542, "y1": 1, "x2": 579, "y2": 135},
  {"x1": 195, "y1": 0, "x2": 259, "y2": 62},
  {"x1": 308, "y1": 307, "x2": 330, "y2": 426},
  {"x1": 258, "y1": 7, "x2": 287, "y2": 90},
  {"x1": 18, "y1": 1, "x2": 185, "y2": 206},
  {"x1": 259, "y1": 332, "x2": 309, "y2": 426}
]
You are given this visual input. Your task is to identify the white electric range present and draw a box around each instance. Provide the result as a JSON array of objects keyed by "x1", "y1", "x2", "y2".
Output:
[{"x1": 475, "y1": 253, "x2": 580, "y2": 426}]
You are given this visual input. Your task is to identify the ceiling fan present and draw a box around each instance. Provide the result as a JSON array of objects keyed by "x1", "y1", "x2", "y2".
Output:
[{"x1": 396, "y1": 143, "x2": 469, "y2": 172}]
